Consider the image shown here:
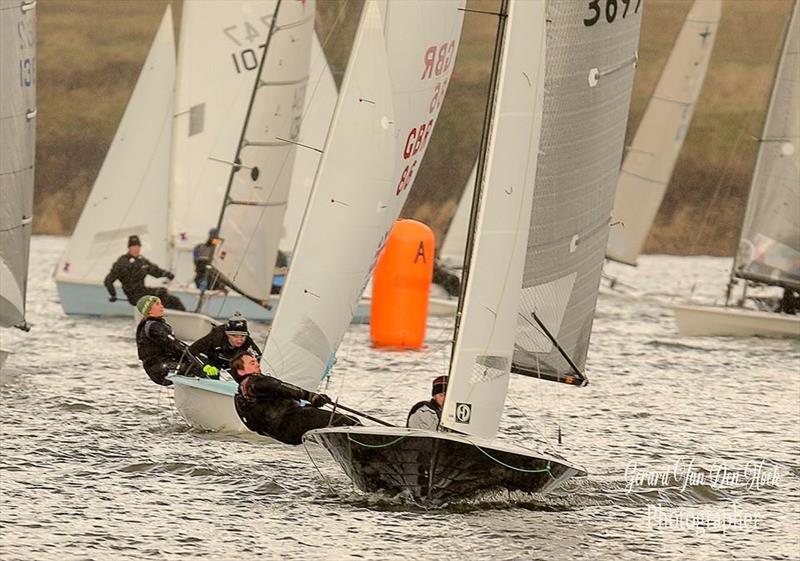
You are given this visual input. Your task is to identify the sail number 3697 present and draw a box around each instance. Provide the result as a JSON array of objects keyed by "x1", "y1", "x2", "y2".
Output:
[{"x1": 583, "y1": 0, "x2": 641, "y2": 27}]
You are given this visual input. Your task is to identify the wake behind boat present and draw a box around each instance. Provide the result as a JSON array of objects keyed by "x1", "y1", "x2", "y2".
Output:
[{"x1": 305, "y1": 426, "x2": 584, "y2": 503}]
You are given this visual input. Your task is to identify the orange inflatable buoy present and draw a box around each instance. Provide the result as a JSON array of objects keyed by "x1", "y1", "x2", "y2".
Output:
[{"x1": 370, "y1": 219, "x2": 434, "y2": 350}]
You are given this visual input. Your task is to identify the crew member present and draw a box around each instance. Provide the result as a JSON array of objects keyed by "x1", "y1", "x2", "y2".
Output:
[
  {"x1": 230, "y1": 352, "x2": 359, "y2": 444},
  {"x1": 778, "y1": 288, "x2": 800, "y2": 315},
  {"x1": 134, "y1": 296, "x2": 191, "y2": 386},
  {"x1": 193, "y1": 228, "x2": 225, "y2": 290},
  {"x1": 188, "y1": 313, "x2": 262, "y2": 372},
  {"x1": 105, "y1": 235, "x2": 185, "y2": 310},
  {"x1": 406, "y1": 375, "x2": 448, "y2": 431}
]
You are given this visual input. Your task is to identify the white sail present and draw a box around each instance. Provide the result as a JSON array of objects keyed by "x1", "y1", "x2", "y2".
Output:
[
  {"x1": 280, "y1": 35, "x2": 338, "y2": 254},
  {"x1": 213, "y1": 0, "x2": 316, "y2": 301},
  {"x1": 440, "y1": 0, "x2": 547, "y2": 439},
  {"x1": 169, "y1": 0, "x2": 280, "y2": 279},
  {"x1": 734, "y1": 1, "x2": 800, "y2": 289},
  {"x1": 607, "y1": 0, "x2": 721, "y2": 265},
  {"x1": 511, "y1": 1, "x2": 642, "y2": 384},
  {"x1": 263, "y1": 0, "x2": 465, "y2": 390},
  {"x1": 439, "y1": 160, "x2": 476, "y2": 268},
  {"x1": 0, "y1": 0, "x2": 36, "y2": 327},
  {"x1": 55, "y1": 8, "x2": 174, "y2": 286}
]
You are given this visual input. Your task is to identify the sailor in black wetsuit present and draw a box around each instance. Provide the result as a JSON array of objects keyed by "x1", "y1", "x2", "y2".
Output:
[
  {"x1": 134, "y1": 296, "x2": 191, "y2": 386},
  {"x1": 230, "y1": 352, "x2": 359, "y2": 445},
  {"x1": 105, "y1": 235, "x2": 185, "y2": 310},
  {"x1": 188, "y1": 313, "x2": 261, "y2": 373}
]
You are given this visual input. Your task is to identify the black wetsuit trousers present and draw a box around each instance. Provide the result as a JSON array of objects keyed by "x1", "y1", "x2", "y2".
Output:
[{"x1": 277, "y1": 406, "x2": 359, "y2": 445}]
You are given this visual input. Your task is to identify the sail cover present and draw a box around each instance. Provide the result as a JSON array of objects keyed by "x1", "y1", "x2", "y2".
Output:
[
  {"x1": 439, "y1": 160, "x2": 476, "y2": 268},
  {"x1": 607, "y1": 0, "x2": 720, "y2": 265},
  {"x1": 212, "y1": 0, "x2": 315, "y2": 301},
  {"x1": 264, "y1": 0, "x2": 465, "y2": 391},
  {"x1": 0, "y1": 0, "x2": 36, "y2": 327},
  {"x1": 55, "y1": 8, "x2": 174, "y2": 286},
  {"x1": 734, "y1": 2, "x2": 800, "y2": 290},
  {"x1": 440, "y1": 0, "x2": 547, "y2": 439},
  {"x1": 511, "y1": 1, "x2": 642, "y2": 384},
  {"x1": 169, "y1": 0, "x2": 280, "y2": 281}
]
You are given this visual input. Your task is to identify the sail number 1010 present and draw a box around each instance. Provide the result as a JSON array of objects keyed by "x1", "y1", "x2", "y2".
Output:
[{"x1": 583, "y1": 0, "x2": 641, "y2": 27}]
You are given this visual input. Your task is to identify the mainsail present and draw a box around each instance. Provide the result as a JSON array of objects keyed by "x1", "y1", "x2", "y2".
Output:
[
  {"x1": 607, "y1": 0, "x2": 721, "y2": 265},
  {"x1": 511, "y1": 1, "x2": 642, "y2": 384},
  {"x1": 56, "y1": 8, "x2": 174, "y2": 286},
  {"x1": 212, "y1": 0, "x2": 315, "y2": 302},
  {"x1": 440, "y1": 0, "x2": 547, "y2": 439},
  {"x1": 263, "y1": 0, "x2": 465, "y2": 391},
  {"x1": 733, "y1": 1, "x2": 800, "y2": 290},
  {"x1": 0, "y1": 0, "x2": 36, "y2": 327}
]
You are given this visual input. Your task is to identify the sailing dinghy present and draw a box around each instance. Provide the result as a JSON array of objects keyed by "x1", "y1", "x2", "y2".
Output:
[
  {"x1": 0, "y1": 0, "x2": 36, "y2": 369},
  {"x1": 308, "y1": 0, "x2": 642, "y2": 502},
  {"x1": 606, "y1": 0, "x2": 721, "y2": 266},
  {"x1": 170, "y1": 0, "x2": 466, "y2": 433},
  {"x1": 673, "y1": 1, "x2": 800, "y2": 338}
]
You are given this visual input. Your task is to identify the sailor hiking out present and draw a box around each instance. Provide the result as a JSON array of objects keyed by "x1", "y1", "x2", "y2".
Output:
[
  {"x1": 105, "y1": 235, "x2": 185, "y2": 310},
  {"x1": 230, "y1": 352, "x2": 359, "y2": 445},
  {"x1": 188, "y1": 313, "x2": 261, "y2": 376},
  {"x1": 135, "y1": 296, "x2": 191, "y2": 386}
]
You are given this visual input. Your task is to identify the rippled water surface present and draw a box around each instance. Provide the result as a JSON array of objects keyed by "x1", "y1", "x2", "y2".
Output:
[{"x1": 1, "y1": 237, "x2": 798, "y2": 560}]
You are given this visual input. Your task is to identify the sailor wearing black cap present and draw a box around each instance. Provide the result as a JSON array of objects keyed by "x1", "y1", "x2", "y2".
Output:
[
  {"x1": 104, "y1": 235, "x2": 186, "y2": 310},
  {"x1": 406, "y1": 375, "x2": 448, "y2": 431},
  {"x1": 188, "y1": 312, "x2": 262, "y2": 373}
]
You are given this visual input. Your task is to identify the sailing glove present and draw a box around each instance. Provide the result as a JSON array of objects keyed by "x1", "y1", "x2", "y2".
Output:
[
  {"x1": 165, "y1": 272, "x2": 175, "y2": 281},
  {"x1": 202, "y1": 365, "x2": 220, "y2": 379},
  {"x1": 308, "y1": 393, "x2": 331, "y2": 408}
]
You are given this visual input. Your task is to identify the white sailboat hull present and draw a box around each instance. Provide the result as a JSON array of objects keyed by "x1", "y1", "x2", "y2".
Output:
[
  {"x1": 673, "y1": 303, "x2": 800, "y2": 338},
  {"x1": 305, "y1": 426, "x2": 586, "y2": 503},
  {"x1": 169, "y1": 376, "x2": 249, "y2": 433},
  {"x1": 133, "y1": 308, "x2": 218, "y2": 342}
]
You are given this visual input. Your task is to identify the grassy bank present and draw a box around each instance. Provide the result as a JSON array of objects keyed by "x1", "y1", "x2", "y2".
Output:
[{"x1": 34, "y1": 0, "x2": 794, "y2": 256}]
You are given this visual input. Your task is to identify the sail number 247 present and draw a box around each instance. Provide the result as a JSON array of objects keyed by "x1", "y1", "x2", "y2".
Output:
[
  {"x1": 583, "y1": 0, "x2": 641, "y2": 27},
  {"x1": 396, "y1": 41, "x2": 456, "y2": 196}
]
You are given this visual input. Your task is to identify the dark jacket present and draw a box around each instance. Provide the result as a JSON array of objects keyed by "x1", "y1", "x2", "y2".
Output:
[
  {"x1": 234, "y1": 374, "x2": 310, "y2": 441},
  {"x1": 188, "y1": 325, "x2": 262, "y2": 371},
  {"x1": 105, "y1": 253, "x2": 171, "y2": 303},
  {"x1": 136, "y1": 317, "x2": 189, "y2": 385}
]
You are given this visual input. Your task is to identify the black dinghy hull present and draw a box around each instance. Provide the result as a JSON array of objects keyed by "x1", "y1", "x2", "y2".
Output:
[{"x1": 304, "y1": 426, "x2": 586, "y2": 502}]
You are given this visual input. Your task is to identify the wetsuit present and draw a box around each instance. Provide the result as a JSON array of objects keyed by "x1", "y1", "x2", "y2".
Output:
[
  {"x1": 192, "y1": 241, "x2": 227, "y2": 290},
  {"x1": 234, "y1": 374, "x2": 358, "y2": 444},
  {"x1": 135, "y1": 317, "x2": 190, "y2": 385},
  {"x1": 188, "y1": 325, "x2": 262, "y2": 372},
  {"x1": 406, "y1": 399, "x2": 442, "y2": 431},
  {"x1": 104, "y1": 253, "x2": 185, "y2": 310},
  {"x1": 779, "y1": 289, "x2": 800, "y2": 315}
]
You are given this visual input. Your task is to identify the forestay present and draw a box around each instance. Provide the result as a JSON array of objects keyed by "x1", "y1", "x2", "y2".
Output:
[
  {"x1": 169, "y1": 0, "x2": 280, "y2": 279},
  {"x1": 440, "y1": 0, "x2": 547, "y2": 439},
  {"x1": 0, "y1": 0, "x2": 36, "y2": 327},
  {"x1": 56, "y1": 8, "x2": 174, "y2": 286},
  {"x1": 607, "y1": 0, "x2": 720, "y2": 265},
  {"x1": 734, "y1": 1, "x2": 800, "y2": 290},
  {"x1": 264, "y1": 0, "x2": 465, "y2": 391},
  {"x1": 439, "y1": 161, "x2": 476, "y2": 268},
  {"x1": 212, "y1": 0, "x2": 315, "y2": 301},
  {"x1": 512, "y1": 1, "x2": 642, "y2": 384}
]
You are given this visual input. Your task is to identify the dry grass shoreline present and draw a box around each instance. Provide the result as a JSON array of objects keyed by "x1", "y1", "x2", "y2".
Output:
[{"x1": 34, "y1": 0, "x2": 794, "y2": 256}]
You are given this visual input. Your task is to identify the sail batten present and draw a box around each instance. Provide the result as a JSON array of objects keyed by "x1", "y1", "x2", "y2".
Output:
[
  {"x1": 733, "y1": 1, "x2": 800, "y2": 290},
  {"x1": 512, "y1": 1, "x2": 642, "y2": 382}
]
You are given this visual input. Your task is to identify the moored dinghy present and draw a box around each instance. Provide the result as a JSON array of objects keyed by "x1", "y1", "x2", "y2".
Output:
[
  {"x1": 171, "y1": 0, "x2": 465, "y2": 432},
  {"x1": 308, "y1": 0, "x2": 642, "y2": 502},
  {"x1": 673, "y1": 1, "x2": 800, "y2": 338}
]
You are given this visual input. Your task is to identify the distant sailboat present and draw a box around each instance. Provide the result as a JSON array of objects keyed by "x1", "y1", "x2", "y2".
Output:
[
  {"x1": 171, "y1": 0, "x2": 466, "y2": 432},
  {"x1": 674, "y1": 1, "x2": 800, "y2": 338},
  {"x1": 54, "y1": 0, "x2": 336, "y2": 324},
  {"x1": 607, "y1": 0, "x2": 721, "y2": 266},
  {"x1": 0, "y1": 0, "x2": 36, "y2": 369},
  {"x1": 307, "y1": 0, "x2": 642, "y2": 502}
]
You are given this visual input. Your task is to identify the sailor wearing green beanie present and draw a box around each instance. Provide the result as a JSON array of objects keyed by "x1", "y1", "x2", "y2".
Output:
[{"x1": 135, "y1": 296, "x2": 188, "y2": 386}]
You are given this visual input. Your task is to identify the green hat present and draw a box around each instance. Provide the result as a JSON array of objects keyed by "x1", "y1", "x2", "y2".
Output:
[{"x1": 136, "y1": 295, "x2": 160, "y2": 316}]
